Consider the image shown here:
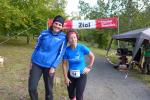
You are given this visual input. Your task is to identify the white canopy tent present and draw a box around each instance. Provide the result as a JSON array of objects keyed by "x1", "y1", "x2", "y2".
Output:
[{"x1": 107, "y1": 27, "x2": 150, "y2": 61}]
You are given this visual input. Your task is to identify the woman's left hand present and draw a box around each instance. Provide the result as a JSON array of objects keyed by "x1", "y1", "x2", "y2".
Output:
[
  {"x1": 64, "y1": 77, "x2": 71, "y2": 86},
  {"x1": 83, "y1": 67, "x2": 91, "y2": 74},
  {"x1": 49, "y1": 67, "x2": 55, "y2": 74},
  {"x1": 29, "y1": 62, "x2": 32, "y2": 70}
]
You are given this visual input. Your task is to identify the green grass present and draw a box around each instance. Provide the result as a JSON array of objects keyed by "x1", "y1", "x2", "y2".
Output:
[
  {"x1": 79, "y1": 41, "x2": 107, "y2": 56},
  {"x1": 130, "y1": 69, "x2": 150, "y2": 87},
  {"x1": 0, "y1": 37, "x2": 68, "y2": 100}
]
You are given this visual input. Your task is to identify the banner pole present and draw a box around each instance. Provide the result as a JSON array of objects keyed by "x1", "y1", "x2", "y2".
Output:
[
  {"x1": 117, "y1": 16, "x2": 120, "y2": 48},
  {"x1": 47, "y1": 18, "x2": 49, "y2": 30}
]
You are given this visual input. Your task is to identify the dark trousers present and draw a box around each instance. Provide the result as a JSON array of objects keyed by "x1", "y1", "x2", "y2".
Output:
[
  {"x1": 143, "y1": 57, "x2": 150, "y2": 74},
  {"x1": 67, "y1": 72, "x2": 87, "y2": 100},
  {"x1": 28, "y1": 63, "x2": 54, "y2": 100}
]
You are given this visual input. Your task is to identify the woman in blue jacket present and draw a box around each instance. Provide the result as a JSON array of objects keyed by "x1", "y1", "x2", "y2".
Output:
[
  {"x1": 62, "y1": 30, "x2": 95, "y2": 100},
  {"x1": 28, "y1": 15, "x2": 67, "y2": 100}
]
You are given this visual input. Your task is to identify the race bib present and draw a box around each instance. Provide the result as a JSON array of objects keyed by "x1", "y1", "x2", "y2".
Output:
[{"x1": 70, "y1": 70, "x2": 80, "y2": 78}]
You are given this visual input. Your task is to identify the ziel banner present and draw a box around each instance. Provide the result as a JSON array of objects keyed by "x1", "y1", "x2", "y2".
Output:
[{"x1": 48, "y1": 17, "x2": 118, "y2": 29}]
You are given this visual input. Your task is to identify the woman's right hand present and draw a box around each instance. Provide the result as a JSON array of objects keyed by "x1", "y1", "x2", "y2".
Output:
[
  {"x1": 29, "y1": 63, "x2": 32, "y2": 70},
  {"x1": 64, "y1": 77, "x2": 71, "y2": 86}
]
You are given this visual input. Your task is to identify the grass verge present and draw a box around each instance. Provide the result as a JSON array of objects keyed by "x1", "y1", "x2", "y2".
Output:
[{"x1": 0, "y1": 37, "x2": 68, "y2": 100}]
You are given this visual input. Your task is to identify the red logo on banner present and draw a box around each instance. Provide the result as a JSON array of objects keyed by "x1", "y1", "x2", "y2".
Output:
[
  {"x1": 63, "y1": 20, "x2": 72, "y2": 29},
  {"x1": 48, "y1": 19, "x2": 53, "y2": 27},
  {"x1": 96, "y1": 17, "x2": 118, "y2": 29}
]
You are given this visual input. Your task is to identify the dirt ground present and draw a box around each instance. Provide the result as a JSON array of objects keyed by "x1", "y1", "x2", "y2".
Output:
[{"x1": 84, "y1": 56, "x2": 150, "y2": 100}]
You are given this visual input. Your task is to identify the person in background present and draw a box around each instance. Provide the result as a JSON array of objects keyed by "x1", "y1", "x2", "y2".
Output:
[
  {"x1": 62, "y1": 30, "x2": 95, "y2": 100},
  {"x1": 28, "y1": 15, "x2": 67, "y2": 100},
  {"x1": 142, "y1": 40, "x2": 150, "y2": 74},
  {"x1": 114, "y1": 48, "x2": 128, "y2": 70}
]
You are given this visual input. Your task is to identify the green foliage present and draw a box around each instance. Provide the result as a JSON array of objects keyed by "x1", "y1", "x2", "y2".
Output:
[
  {"x1": 78, "y1": 0, "x2": 150, "y2": 49},
  {"x1": 0, "y1": 0, "x2": 66, "y2": 38}
]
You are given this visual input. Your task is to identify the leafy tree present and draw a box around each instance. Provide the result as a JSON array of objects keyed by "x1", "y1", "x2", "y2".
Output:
[
  {"x1": 0, "y1": 0, "x2": 67, "y2": 44},
  {"x1": 78, "y1": 0, "x2": 150, "y2": 48}
]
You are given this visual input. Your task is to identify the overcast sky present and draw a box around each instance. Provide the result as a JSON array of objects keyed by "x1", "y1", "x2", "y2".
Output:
[{"x1": 65, "y1": 0, "x2": 97, "y2": 15}]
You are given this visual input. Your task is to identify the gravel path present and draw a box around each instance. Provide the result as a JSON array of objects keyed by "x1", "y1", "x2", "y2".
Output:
[{"x1": 84, "y1": 56, "x2": 150, "y2": 100}]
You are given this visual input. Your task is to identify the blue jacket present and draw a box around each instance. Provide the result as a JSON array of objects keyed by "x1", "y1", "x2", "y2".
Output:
[{"x1": 31, "y1": 29, "x2": 67, "y2": 68}]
